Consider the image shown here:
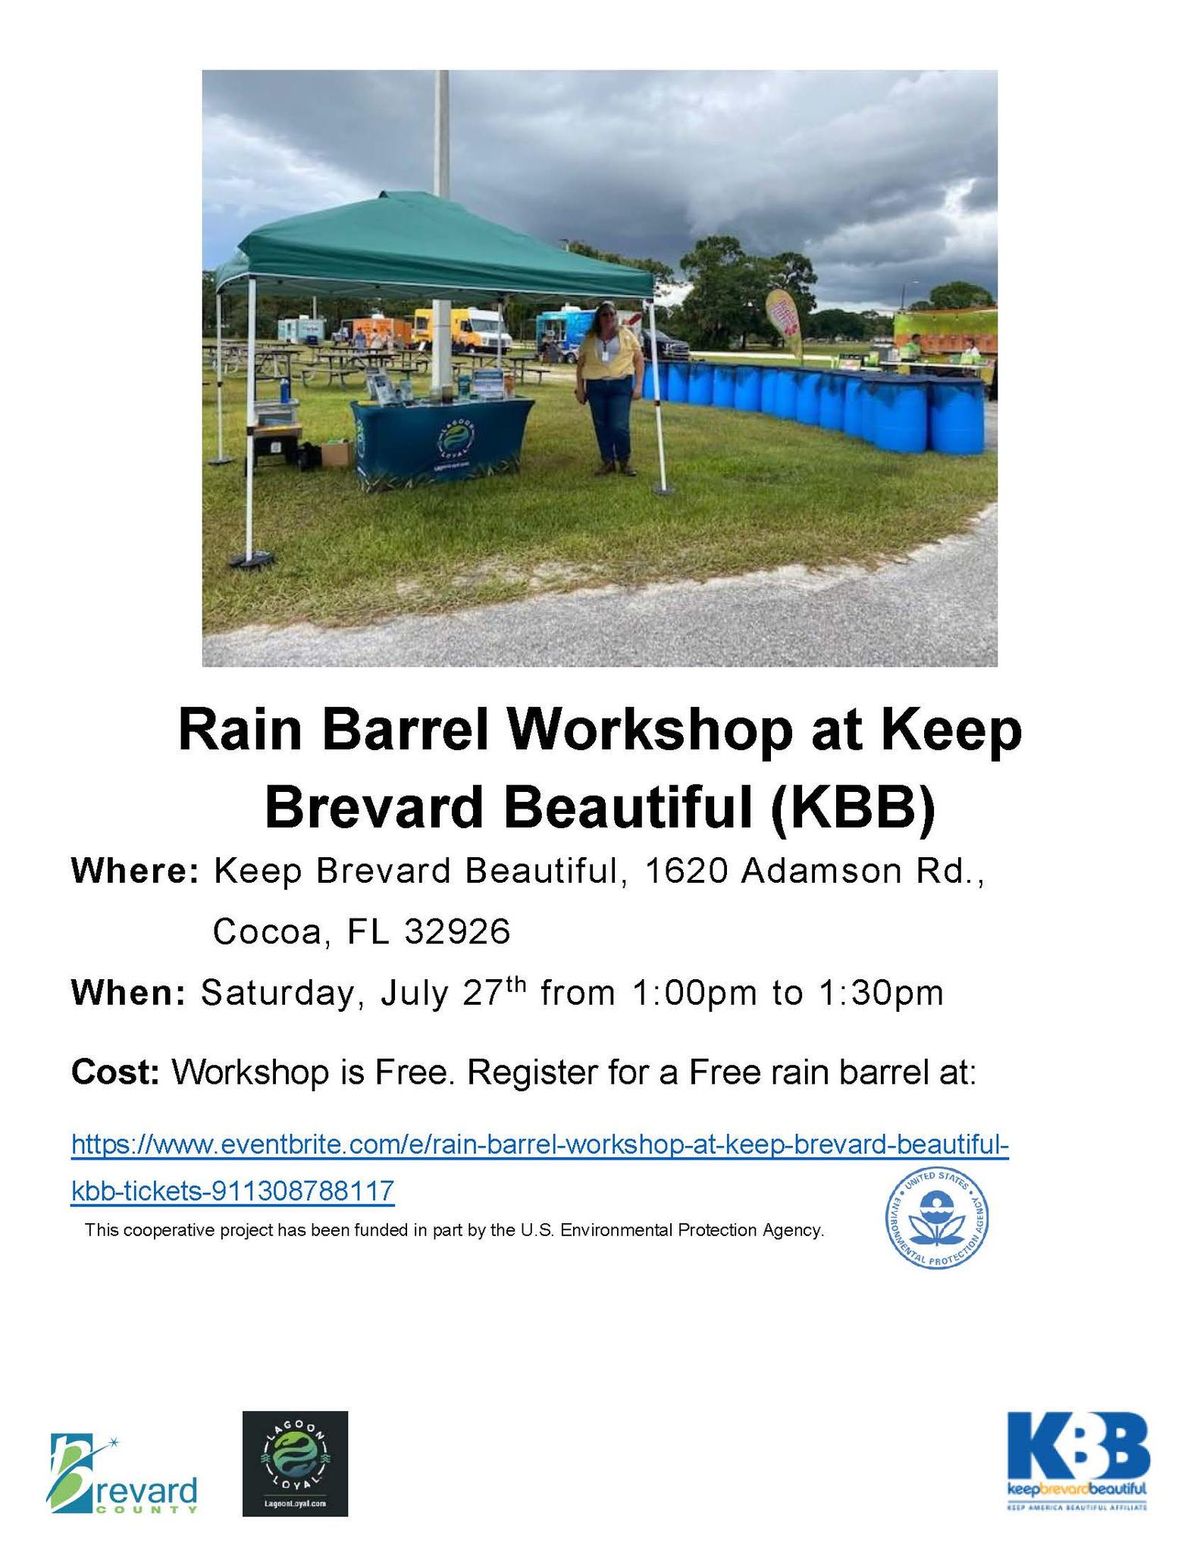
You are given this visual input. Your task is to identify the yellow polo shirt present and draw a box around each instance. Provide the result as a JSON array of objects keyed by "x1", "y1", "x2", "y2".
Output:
[{"x1": 577, "y1": 325, "x2": 642, "y2": 380}]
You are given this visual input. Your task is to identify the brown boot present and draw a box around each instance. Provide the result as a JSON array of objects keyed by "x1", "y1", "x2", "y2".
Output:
[
  {"x1": 594, "y1": 461, "x2": 616, "y2": 475},
  {"x1": 619, "y1": 460, "x2": 637, "y2": 476}
]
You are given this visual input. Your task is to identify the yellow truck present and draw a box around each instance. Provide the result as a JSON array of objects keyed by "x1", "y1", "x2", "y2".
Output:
[{"x1": 412, "y1": 308, "x2": 513, "y2": 354}]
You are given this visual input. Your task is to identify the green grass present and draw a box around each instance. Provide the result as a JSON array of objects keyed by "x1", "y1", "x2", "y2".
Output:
[{"x1": 202, "y1": 373, "x2": 996, "y2": 633}]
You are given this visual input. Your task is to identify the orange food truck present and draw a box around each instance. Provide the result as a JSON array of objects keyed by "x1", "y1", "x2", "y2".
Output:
[{"x1": 348, "y1": 315, "x2": 414, "y2": 349}]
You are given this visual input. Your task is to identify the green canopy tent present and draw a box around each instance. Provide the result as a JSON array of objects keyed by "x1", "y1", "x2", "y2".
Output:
[{"x1": 213, "y1": 191, "x2": 665, "y2": 568}]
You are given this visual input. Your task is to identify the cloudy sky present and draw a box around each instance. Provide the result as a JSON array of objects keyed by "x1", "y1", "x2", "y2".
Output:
[{"x1": 203, "y1": 71, "x2": 996, "y2": 311}]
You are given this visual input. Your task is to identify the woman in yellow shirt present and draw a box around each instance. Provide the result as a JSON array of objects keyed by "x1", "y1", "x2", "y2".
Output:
[{"x1": 574, "y1": 302, "x2": 644, "y2": 475}]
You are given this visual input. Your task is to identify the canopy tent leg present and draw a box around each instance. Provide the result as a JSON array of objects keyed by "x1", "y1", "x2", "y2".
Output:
[
  {"x1": 207, "y1": 290, "x2": 232, "y2": 465},
  {"x1": 647, "y1": 299, "x2": 672, "y2": 496},
  {"x1": 230, "y1": 276, "x2": 274, "y2": 570},
  {"x1": 497, "y1": 296, "x2": 504, "y2": 370}
]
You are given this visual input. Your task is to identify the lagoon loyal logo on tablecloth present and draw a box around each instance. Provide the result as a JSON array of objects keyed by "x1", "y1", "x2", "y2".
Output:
[
  {"x1": 242, "y1": 1412, "x2": 348, "y2": 1517},
  {"x1": 437, "y1": 418, "x2": 477, "y2": 460}
]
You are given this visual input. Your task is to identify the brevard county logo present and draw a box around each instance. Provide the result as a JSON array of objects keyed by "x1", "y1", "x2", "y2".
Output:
[
  {"x1": 242, "y1": 1412, "x2": 348, "y2": 1517},
  {"x1": 1007, "y1": 1412, "x2": 1149, "y2": 1513},
  {"x1": 47, "y1": 1432, "x2": 199, "y2": 1516}
]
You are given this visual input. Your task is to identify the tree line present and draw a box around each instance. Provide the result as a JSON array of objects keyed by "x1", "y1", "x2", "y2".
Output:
[{"x1": 202, "y1": 254, "x2": 993, "y2": 345}]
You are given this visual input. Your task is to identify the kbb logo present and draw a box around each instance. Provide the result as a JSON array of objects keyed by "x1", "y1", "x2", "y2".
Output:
[{"x1": 1007, "y1": 1412, "x2": 1150, "y2": 1481}]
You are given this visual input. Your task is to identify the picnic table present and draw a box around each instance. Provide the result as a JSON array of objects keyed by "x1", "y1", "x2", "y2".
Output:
[
  {"x1": 507, "y1": 351, "x2": 553, "y2": 386},
  {"x1": 302, "y1": 350, "x2": 370, "y2": 386},
  {"x1": 302, "y1": 348, "x2": 430, "y2": 387},
  {"x1": 205, "y1": 342, "x2": 250, "y2": 373},
  {"x1": 256, "y1": 347, "x2": 304, "y2": 378},
  {"x1": 203, "y1": 343, "x2": 305, "y2": 377}
]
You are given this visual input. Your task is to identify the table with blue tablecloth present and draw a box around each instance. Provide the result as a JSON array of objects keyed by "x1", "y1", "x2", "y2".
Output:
[{"x1": 350, "y1": 397, "x2": 534, "y2": 490}]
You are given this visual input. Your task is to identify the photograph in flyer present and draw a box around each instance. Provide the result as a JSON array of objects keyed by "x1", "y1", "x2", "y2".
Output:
[{"x1": 202, "y1": 69, "x2": 997, "y2": 668}]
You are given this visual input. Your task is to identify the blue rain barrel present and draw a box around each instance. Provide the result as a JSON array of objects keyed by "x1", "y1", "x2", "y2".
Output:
[
  {"x1": 774, "y1": 369, "x2": 798, "y2": 420},
  {"x1": 687, "y1": 361, "x2": 714, "y2": 406},
  {"x1": 795, "y1": 369, "x2": 821, "y2": 425},
  {"x1": 648, "y1": 360, "x2": 670, "y2": 402},
  {"x1": 712, "y1": 365, "x2": 737, "y2": 408},
  {"x1": 667, "y1": 362, "x2": 690, "y2": 403},
  {"x1": 929, "y1": 378, "x2": 986, "y2": 454},
  {"x1": 733, "y1": 366, "x2": 762, "y2": 412},
  {"x1": 865, "y1": 377, "x2": 928, "y2": 453},
  {"x1": 843, "y1": 375, "x2": 865, "y2": 439},
  {"x1": 818, "y1": 372, "x2": 846, "y2": 432},
  {"x1": 861, "y1": 379, "x2": 877, "y2": 443},
  {"x1": 761, "y1": 369, "x2": 779, "y2": 415}
]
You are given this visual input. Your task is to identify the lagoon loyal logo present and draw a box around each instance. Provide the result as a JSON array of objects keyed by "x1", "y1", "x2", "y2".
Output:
[
  {"x1": 242, "y1": 1412, "x2": 348, "y2": 1517},
  {"x1": 436, "y1": 418, "x2": 476, "y2": 460}
]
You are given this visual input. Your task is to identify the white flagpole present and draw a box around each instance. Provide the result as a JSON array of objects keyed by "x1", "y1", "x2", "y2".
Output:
[
  {"x1": 244, "y1": 279, "x2": 256, "y2": 560},
  {"x1": 208, "y1": 290, "x2": 231, "y2": 465},
  {"x1": 431, "y1": 71, "x2": 452, "y2": 393},
  {"x1": 648, "y1": 298, "x2": 671, "y2": 495},
  {"x1": 231, "y1": 276, "x2": 274, "y2": 569}
]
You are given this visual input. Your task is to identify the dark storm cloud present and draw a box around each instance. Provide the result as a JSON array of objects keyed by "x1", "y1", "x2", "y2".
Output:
[
  {"x1": 963, "y1": 175, "x2": 998, "y2": 211},
  {"x1": 203, "y1": 70, "x2": 996, "y2": 309}
]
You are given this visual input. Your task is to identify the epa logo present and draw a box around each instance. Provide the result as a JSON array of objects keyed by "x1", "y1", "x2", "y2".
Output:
[{"x1": 1008, "y1": 1412, "x2": 1150, "y2": 1488}]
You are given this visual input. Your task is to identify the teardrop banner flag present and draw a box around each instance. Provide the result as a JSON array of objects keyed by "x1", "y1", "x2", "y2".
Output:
[{"x1": 766, "y1": 288, "x2": 804, "y2": 359}]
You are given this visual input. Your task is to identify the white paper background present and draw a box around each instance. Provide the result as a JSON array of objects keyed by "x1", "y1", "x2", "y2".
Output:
[{"x1": 4, "y1": 6, "x2": 1193, "y2": 1545}]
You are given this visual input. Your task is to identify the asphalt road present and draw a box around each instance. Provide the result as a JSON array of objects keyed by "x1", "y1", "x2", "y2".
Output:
[{"x1": 204, "y1": 407, "x2": 998, "y2": 669}]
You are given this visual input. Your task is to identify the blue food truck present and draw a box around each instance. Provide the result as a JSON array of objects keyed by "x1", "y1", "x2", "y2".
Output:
[{"x1": 534, "y1": 307, "x2": 595, "y2": 362}]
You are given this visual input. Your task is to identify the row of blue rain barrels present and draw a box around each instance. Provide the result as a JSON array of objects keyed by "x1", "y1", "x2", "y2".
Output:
[{"x1": 654, "y1": 363, "x2": 984, "y2": 455}]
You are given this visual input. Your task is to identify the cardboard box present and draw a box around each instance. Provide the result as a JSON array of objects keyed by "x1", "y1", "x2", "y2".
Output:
[{"x1": 321, "y1": 441, "x2": 353, "y2": 469}]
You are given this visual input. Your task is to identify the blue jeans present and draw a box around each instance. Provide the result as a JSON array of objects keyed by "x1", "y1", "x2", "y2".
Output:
[{"x1": 586, "y1": 376, "x2": 634, "y2": 464}]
